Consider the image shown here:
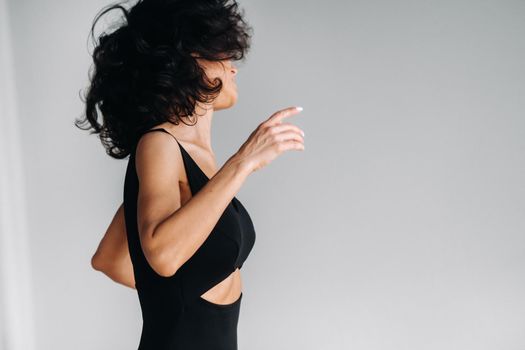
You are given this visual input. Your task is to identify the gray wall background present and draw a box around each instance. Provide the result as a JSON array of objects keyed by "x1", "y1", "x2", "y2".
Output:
[{"x1": 5, "y1": 0, "x2": 525, "y2": 349}]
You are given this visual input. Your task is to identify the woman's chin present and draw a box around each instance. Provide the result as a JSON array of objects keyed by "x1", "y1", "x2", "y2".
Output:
[
  {"x1": 230, "y1": 94, "x2": 238, "y2": 106},
  {"x1": 213, "y1": 91, "x2": 238, "y2": 110}
]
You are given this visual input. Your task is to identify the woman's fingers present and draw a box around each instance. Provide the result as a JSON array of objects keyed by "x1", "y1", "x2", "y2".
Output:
[
  {"x1": 264, "y1": 109, "x2": 305, "y2": 153},
  {"x1": 238, "y1": 105, "x2": 305, "y2": 174},
  {"x1": 264, "y1": 106, "x2": 303, "y2": 126},
  {"x1": 277, "y1": 139, "x2": 305, "y2": 152},
  {"x1": 266, "y1": 122, "x2": 305, "y2": 137},
  {"x1": 271, "y1": 130, "x2": 304, "y2": 145}
]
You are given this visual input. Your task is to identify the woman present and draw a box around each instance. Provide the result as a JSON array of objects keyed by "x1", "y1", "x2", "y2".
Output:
[{"x1": 76, "y1": 0, "x2": 304, "y2": 349}]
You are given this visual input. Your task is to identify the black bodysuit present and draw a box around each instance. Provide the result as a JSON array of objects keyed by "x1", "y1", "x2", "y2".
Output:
[{"x1": 123, "y1": 128, "x2": 256, "y2": 350}]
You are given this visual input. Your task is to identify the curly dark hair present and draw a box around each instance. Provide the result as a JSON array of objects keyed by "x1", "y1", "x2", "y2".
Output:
[{"x1": 75, "y1": 0, "x2": 253, "y2": 159}]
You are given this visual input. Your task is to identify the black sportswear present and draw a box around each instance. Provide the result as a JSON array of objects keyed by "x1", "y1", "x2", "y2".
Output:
[{"x1": 123, "y1": 128, "x2": 256, "y2": 350}]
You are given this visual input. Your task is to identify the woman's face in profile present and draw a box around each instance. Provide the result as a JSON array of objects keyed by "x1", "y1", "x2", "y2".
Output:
[{"x1": 195, "y1": 56, "x2": 238, "y2": 111}]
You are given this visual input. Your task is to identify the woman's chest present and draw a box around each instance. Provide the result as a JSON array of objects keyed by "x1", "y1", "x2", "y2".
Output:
[{"x1": 179, "y1": 180, "x2": 256, "y2": 266}]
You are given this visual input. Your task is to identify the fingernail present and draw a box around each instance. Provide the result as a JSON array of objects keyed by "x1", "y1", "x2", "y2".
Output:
[
  {"x1": 296, "y1": 106, "x2": 303, "y2": 111},
  {"x1": 301, "y1": 130, "x2": 305, "y2": 137}
]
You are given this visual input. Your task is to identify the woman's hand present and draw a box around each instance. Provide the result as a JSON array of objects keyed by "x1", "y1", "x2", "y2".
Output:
[{"x1": 235, "y1": 106, "x2": 305, "y2": 174}]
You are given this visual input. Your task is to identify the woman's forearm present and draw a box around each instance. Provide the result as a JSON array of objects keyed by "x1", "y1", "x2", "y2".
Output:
[{"x1": 91, "y1": 202, "x2": 136, "y2": 289}]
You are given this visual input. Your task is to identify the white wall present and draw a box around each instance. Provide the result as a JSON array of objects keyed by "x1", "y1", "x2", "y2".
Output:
[
  {"x1": 0, "y1": 0, "x2": 36, "y2": 349},
  {"x1": 4, "y1": 0, "x2": 525, "y2": 349}
]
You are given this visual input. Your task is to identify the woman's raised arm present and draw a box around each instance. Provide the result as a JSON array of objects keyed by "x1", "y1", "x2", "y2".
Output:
[{"x1": 136, "y1": 106, "x2": 304, "y2": 278}]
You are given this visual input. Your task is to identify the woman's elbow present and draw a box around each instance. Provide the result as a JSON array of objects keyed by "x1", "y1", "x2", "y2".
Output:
[
  {"x1": 91, "y1": 252, "x2": 108, "y2": 271},
  {"x1": 145, "y1": 247, "x2": 180, "y2": 278}
]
